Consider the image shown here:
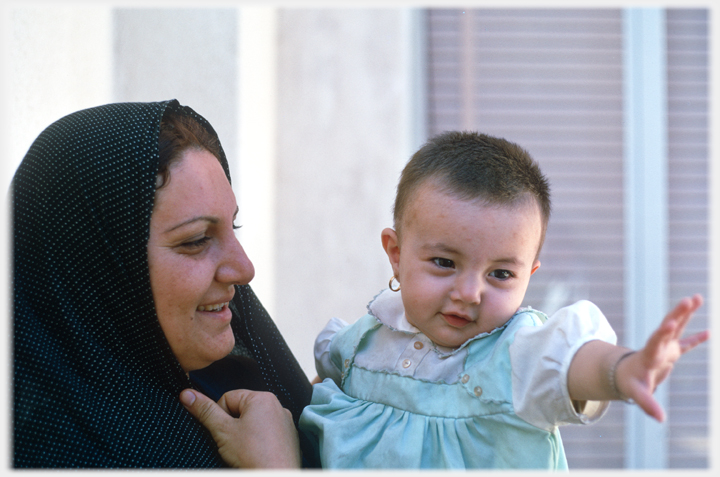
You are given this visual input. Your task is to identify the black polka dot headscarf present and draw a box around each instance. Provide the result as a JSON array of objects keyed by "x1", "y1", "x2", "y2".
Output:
[{"x1": 12, "y1": 100, "x2": 313, "y2": 468}]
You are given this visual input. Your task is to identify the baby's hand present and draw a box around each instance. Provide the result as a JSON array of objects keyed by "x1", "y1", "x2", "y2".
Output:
[{"x1": 615, "y1": 294, "x2": 709, "y2": 422}]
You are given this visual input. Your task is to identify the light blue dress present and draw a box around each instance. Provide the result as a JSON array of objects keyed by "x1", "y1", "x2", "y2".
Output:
[{"x1": 299, "y1": 289, "x2": 616, "y2": 469}]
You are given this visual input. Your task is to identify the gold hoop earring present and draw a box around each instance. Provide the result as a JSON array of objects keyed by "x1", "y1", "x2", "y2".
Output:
[{"x1": 389, "y1": 276, "x2": 401, "y2": 292}]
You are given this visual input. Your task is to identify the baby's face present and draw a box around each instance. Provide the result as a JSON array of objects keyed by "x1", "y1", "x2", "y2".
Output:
[{"x1": 383, "y1": 182, "x2": 542, "y2": 348}]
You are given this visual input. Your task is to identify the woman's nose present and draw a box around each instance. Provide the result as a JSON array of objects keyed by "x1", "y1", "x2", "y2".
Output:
[
  {"x1": 450, "y1": 273, "x2": 483, "y2": 305},
  {"x1": 216, "y1": 236, "x2": 255, "y2": 285}
]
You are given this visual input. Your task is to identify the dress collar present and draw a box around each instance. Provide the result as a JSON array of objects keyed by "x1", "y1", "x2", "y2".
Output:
[
  {"x1": 366, "y1": 288, "x2": 517, "y2": 358},
  {"x1": 367, "y1": 288, "x2": 419, "y2": 333}
]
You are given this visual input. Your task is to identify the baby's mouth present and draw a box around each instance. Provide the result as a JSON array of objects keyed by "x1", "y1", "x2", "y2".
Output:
[
  {"x1": 197, "y1": 302, "x2": 229, "y2": 312},
  {"x1": 442, "y1": 313, "x2": 473, "y2": 328}
]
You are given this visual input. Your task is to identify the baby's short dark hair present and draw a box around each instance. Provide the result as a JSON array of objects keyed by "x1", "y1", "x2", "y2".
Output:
[{"x1": 393, "y1": 131, "x2": 551, "y2": 252}]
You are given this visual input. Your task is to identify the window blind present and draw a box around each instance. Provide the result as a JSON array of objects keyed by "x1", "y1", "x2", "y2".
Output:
[
  {"x1": 426, "y1": 7, "x2": 708, "y2": 469},
  {"x1": 666, "y1": 8, "x2": 709, "y2": 469}
]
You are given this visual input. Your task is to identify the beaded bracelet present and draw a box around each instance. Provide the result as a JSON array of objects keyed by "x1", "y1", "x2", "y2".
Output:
[{"x1": 608, "y1": 350, "x2": 636, "y2": 403}]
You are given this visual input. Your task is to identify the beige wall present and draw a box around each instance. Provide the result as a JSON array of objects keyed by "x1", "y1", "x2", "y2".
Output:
[{"x1": 274, "y1": 8, "x2": 421, "y2": 374}]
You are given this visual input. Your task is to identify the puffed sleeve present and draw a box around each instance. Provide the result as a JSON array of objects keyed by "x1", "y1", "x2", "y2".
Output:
[
  {"x1": 510, "y1": 300, "x2": 617, "y2": 431},
  {"x1": 314, "y1": 317, "x2": 349, "y2": 386}
]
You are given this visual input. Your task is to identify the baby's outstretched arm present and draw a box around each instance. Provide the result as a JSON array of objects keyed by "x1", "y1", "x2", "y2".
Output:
[{"x1": 567, "y1": 294, "x2": 709, "y2": 422}]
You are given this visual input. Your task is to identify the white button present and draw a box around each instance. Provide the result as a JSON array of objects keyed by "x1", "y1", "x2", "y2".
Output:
[
  {"x1": 414, "y1": 341, "x2": 424, "y2": 350},
  {"x1": 461, "y1": 374, "x2": 470, "y2": 384},
  {"x1": 344, "y1": 359, "x2": 350, "y2": 368},
  {"x1": 474, "y1": 386, "x2": 483, "y2": 397},
  {"x1": 402, "y1": 359, "x2": 412, "y2": 368}
]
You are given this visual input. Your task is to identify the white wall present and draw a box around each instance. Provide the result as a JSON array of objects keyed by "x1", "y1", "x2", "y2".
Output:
[
  {"x1": 3, "y1": 3, "x2": 719, "y2": 471},
  {"x1": 5, "y1": 6, "x2": 113, "y2": 197},
  {"x1": 2, "y1": 6, "x2": 114, "y2": 466},
  {"x1": 2, "y1": 5, "x2": 421, "y2": 378},
  {"x1": 113, "y1": 8, "x2": 239, "y2": 164}
]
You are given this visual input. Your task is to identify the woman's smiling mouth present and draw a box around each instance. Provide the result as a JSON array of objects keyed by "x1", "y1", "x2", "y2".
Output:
[
  {"x1": 195, "y1": 301, "x2": 233, "y2": 325},
  {"x1": 196, "y1": 302, "x2": 229, "y2": 312}
]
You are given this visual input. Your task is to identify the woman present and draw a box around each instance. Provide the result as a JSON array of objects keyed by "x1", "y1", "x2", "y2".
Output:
[{"x1": 12, "y1": 100, "x2": 315, "y2": 467}]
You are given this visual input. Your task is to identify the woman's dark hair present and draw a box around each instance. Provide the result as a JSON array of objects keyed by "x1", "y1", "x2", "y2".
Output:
[{"x1": 156, "y1": 112, "x2": 223, "y2": 189}]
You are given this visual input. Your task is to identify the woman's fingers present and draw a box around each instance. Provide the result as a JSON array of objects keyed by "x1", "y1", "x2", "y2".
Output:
[
  {"x1": 180, "y1": 388, "x2": 300, "y2": 468},
  {"x1": 179, "y1": 389, "x2": 232, "y2": 438}
]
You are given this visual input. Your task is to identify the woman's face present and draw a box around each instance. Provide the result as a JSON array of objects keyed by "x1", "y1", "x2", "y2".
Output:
[{"x1": 147, "y1": 148, "x2": 255, "y2": 373}]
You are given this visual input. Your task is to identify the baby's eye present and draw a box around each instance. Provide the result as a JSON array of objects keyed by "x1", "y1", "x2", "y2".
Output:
[
  {"x1": 232, "y1": 223, "x2": 242, "y2": 231},
  {"x1": 490, "y1": 269, "x2": 513, "y2": 280},
  {"x1": 433, "y1": 258, "x2": 455, "y2": 269}
]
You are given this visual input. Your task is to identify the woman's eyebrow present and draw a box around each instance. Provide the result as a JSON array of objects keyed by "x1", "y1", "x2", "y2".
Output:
[
  {"x1": 165, "y1": 216, "x2": 218, "y2": 233},
  {"x1": 166, "y1": 206, "x2": 239, "y2": 233}
]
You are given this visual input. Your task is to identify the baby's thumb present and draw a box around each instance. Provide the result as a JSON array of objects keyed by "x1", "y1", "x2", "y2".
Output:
[
  {"x1": 632, "y1": 388, "x2": 666, "y2": 423},
  {"x1": 180, "y1": 389, "x2": 228, "y2": 433}
]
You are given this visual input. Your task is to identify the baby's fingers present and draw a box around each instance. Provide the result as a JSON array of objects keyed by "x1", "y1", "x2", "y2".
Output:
[
  {"x1": 642, "y1": 320, "x2": 679, "y2": 361},
  {"x1": 632, "y1": 388, "x2": 666, "y2": 423},
  {"x1": 679, "y1": 329, "x2": 710, "y2": 354},
  {"x1": 663, "y1": 295, "x2": 703, "y2": 339}
]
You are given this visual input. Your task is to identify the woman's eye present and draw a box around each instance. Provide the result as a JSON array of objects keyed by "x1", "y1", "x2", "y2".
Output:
[
  {"x1": 433, "y1": 258, "x2": 455, "y2": 269},
  {"x1": 179, "y1": 236, "x2": 211, "y2": 249},
  {"x1": 232, "y1": 223, "x2": 242, "y2": 231},
  {"x1": 490, "y1": 269, "x2": 513, "y2": 280}
]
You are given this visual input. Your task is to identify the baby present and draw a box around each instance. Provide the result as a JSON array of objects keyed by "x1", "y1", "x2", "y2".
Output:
[{"x1": 298, "y1": 131, "x2": 708, "y2": 469}]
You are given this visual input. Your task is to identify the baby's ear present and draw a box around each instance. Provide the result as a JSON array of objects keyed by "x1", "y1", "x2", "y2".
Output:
[
  {"x1": 381, "y1": 228, "x2": 401, "y2": 275},
  {"x1": 531, "y1": 260, "x2": 541, "y2": 276}
]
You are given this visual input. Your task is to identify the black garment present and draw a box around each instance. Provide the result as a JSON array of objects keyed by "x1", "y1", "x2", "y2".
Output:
[{"x1": 12, "y1": 100, "x2": 315, "y2": 468}]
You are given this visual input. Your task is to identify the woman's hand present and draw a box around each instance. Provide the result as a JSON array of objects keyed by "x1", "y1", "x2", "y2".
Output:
[
  {"x1": 180, "y1": 388, "x2": 301, "y2": 468},
  {"x1": 615, "y1": 294, "x2": 709, "y2": 422}
]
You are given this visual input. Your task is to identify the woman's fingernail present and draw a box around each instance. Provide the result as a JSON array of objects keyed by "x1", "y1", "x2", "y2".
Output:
[{"x1": 180, "y1": 389, "x2": 196, "y2": 406}]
